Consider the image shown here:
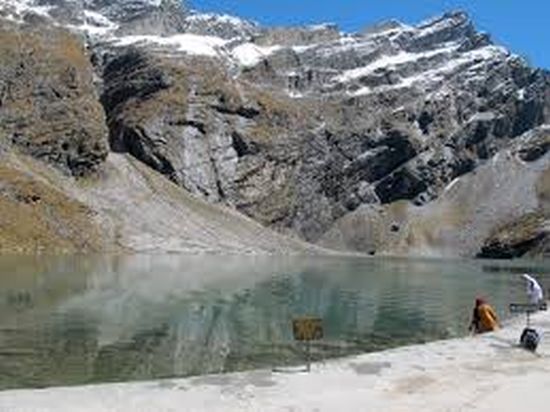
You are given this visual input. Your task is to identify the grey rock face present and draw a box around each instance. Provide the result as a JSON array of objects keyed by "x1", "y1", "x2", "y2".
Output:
[
  {"x1": 406, "y1": 11, "x2": 475, "y2": 52},
  {"x1": 33, "y1": 0, "x2": 83, "y2": 24},
  {"x1": 35, "y1": 0, "x2": 184, "y2": 23},
  {"x1": 100, "y1": 47, "x2": 243, "y2": 202},
  {"x1": 255, "y1": 24, "x2": 341, "y2": 47},
  {"x1": 89, "y1": 10, "x2": 549, "y2": 257},
  {"x1": 477, "y1": 214, "x2": 548, "y2": 259},
  {"x1": 182, "y1": 13, "x2": 259, "y2": 39},
  {"x1": 5, "y1": 0, "x2": 187, "y2": 37},
  {"x1": 86, "y1": 0, "x2": 183, "y2": 22},
  {"x1": 19, "y1": 1, "x2": 262, "y2": 40},
  {"x1": 514, "y1": 126, "x2": 550, "y2": 162},
  {"x1": 110, "y1": 0, "x2": 188, "y2": 36}
]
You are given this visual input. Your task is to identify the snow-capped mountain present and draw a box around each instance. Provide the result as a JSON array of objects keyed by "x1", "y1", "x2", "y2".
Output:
[
  {"x1": 0, "y1": 0, "x2": 260, "y2": 39},
  {"x1": 1, "y1": 0, "x2": 180, "y2": 21},
  {"x1": 0, "y1": 0, "x2": 186, "y2": 34},
  {"x1": 0, "y1": 1, "x2": 549, "y2": 257},
  {"x1": 3, "y1": 3, "x2": 513, "y2": 103}
]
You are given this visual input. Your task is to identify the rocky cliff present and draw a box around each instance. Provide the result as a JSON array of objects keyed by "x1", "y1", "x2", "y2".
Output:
[{"x1": 1, "y1": 0, "x2": 549, "y2": 257}]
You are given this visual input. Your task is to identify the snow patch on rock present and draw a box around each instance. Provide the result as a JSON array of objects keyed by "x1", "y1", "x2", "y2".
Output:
[
  {"x1": 348, "y1": 45, "x2": 509, "y2": 96},
  {"x1": 185, "y1": 12, "x2": 255, "y2": 28},
  {"x1": 334, "y1": 42, "x2": 460, "y2": 83},
  {"x1": 113, "y1": 33, "x2": 228, "y2": 56},
  {"x1": 0, "y1": 0, "x2": 46, "y2": 22},
  {"x1": 231, "y1": 43, "x2": 282, "y2": 67}
]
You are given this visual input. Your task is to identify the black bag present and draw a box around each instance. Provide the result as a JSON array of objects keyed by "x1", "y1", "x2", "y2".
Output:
[{"x1": 520, "y1": 327, "x2": 540, "y2": 352}]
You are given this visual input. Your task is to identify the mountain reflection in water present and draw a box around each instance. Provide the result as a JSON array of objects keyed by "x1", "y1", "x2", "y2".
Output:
[{"x1": 0, "y1": 255, "x2": 547, "y2": 390}]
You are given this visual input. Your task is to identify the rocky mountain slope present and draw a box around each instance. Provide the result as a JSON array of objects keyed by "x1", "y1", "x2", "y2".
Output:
[{"x1": 0, "y1": 0, "x2": 549, "y2": 257}]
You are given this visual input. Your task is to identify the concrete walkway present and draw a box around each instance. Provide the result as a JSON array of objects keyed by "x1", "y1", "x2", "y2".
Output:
[{"x1": 1, "y1": 312, "x2": 549, "y2": 411}]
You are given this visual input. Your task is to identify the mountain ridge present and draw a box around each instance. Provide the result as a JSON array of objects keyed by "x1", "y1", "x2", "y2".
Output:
[{"x1": 0, "y1": 1, "x2": 549, "y2": 257}]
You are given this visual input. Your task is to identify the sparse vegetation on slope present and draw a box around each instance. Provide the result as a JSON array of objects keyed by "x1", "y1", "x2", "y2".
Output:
[{"x1": 0, "y1": 161, "x2": 102, "y2": 253}]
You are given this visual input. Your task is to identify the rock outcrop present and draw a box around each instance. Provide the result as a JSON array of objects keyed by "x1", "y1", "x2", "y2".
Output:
[
  {"x1": 0, "y1": 21, "x2": 109, "y2": 176},
  {"x1": 0, "y1": 3, "x2": 320, "y2": 254},
  {"x1": 477, "y1": 127, "x2": 550, "y2": 258},
  {"x1": 477, "y1": 213, "x2": 548, "y2": 259}
]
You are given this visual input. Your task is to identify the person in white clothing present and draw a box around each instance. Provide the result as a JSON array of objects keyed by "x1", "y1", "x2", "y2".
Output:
[{"x1": 522, "y1": 274, "x2": 544, "y2": 305}]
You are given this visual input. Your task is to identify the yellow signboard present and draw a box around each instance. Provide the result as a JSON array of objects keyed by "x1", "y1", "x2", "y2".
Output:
[{"x1": 292, "y1": 317, "x2": 323, "y2": 341}]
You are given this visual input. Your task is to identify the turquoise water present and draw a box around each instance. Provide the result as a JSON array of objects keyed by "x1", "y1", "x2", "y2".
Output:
[{"x1": 0, "y1": 255, "x2": 548, "y2": 390}]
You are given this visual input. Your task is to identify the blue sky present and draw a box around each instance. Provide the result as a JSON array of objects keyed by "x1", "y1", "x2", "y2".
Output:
[{"x1": 190, "y1": 0, "x2": 549, "y2": 69}]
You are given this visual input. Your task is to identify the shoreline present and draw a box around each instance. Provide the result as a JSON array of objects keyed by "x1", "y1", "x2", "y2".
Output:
[{"x1": 0, "y1": 310, "x2": 549, "y2": 411}]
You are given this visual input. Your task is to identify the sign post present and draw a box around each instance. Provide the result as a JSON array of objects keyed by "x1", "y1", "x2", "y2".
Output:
[{"x1": 292, "y1": 317, "x2": 323, "y2": 372}]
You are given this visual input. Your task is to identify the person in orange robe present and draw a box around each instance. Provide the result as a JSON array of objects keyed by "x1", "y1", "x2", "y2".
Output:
[{"x1": 469, "y1": 297, "x2": 500, "y2": 334}]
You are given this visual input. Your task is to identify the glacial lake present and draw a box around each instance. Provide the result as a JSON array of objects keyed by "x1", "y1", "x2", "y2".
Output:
[{"x1": 0, "y1": 254, "x2": 548, "y2": 390}]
